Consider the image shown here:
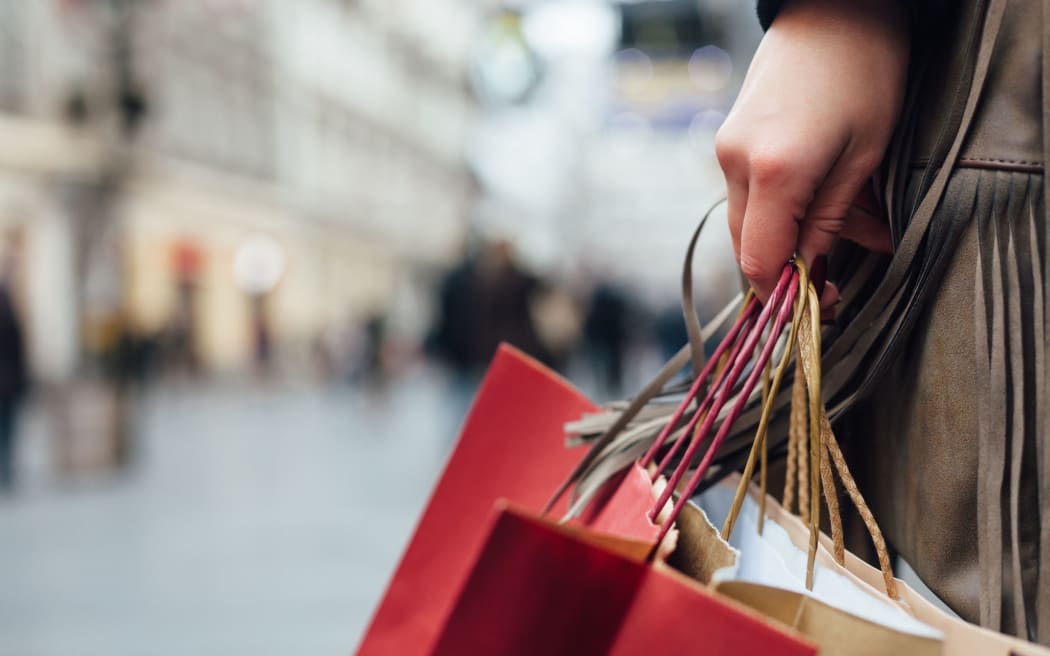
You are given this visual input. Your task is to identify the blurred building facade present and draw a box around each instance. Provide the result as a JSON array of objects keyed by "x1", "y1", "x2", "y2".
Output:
[{"x1": 0, "y1": 0, "x2": 481, "y2": 381}]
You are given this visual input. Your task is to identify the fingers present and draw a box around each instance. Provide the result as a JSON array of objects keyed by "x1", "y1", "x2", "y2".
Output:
[
  {"x1": 793, "y1": 147, "x2": 873, "y2": 266},
  {"x1": 805, "y1": 255, "x2": 841, "y2": 313},
  {"x1": 794, "y1": 169, "x2": 884, "y2": 319},
  {"x1": 739, "y1": 201, "x2": 800, "y2": 304},
  {"x1": 737, "y1": 152, "x2": 816, "y2": 303},
  {"x1": 839, "y1": 204, "x2": 893, "y2": 254},
  {"x1": 718, "y1": 120, "x2": 842, "y2": 303},
  {"x1": 724, "y1": 176, "x2": 747, "y2": 262},
  {"x1": 812, "y1": 176, "x2": 893, "y2": 255},
  {"x1": 821, "y1": 281, "x2": 840, "y2": 317},
  {"x1": 717, "y1": 126, "x2": 887, "y2": 307},
  {"x1": 717, "y1": 129, "x2": 749, "y2": 263}
]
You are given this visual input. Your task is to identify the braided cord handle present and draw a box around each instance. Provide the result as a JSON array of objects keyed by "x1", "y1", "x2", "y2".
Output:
[
  {"x1": 720, "y1": 260, "x2": 899, "y2": 599},
  {"x1": 649, "y1": 266, "x2": 800, "y2": 547}
]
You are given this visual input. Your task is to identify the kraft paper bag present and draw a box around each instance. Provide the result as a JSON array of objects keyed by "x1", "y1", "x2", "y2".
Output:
[
  {"x1": 716, "y1": 474, "x2": 1050, "y2": 656},
  {"x1": 672, "y1": 493, "x2": 943, "y2": 656}
]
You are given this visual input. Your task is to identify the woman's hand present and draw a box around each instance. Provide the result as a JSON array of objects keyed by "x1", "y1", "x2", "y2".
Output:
[{"x1": 715, "y1": 0, "x2": 909, "y2": 305}]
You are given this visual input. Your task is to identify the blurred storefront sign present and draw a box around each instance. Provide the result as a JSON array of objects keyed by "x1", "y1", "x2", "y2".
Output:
[{"x1": 171, "y1": 240, "x2": 203, "y2": 282}]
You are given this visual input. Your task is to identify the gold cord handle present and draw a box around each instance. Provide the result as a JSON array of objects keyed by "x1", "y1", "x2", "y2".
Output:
[{"x1": 722, "y1": 260, "x2": 900, "y2": 599}]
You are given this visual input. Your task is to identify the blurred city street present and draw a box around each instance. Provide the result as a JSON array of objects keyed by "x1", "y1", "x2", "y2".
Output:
[
  {"x1": 0, "y1": 370, "x2": 457, "y2": 655},
  {"x1": 0, "y1": 1, "x2": 760, "y2": 652}
]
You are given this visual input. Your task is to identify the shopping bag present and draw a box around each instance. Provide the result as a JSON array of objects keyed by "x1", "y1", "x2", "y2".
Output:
[
  {"x1": 357, "y1": 345, "x2": 601, "y2": 655},
  {"x1": 433, "y1": 469, "x2": 937, "y2": 655},
  {"x1": 714, "y1": 580, "x2": 940, "y2": 655},
  {"x1": 430, "y1": 501, "x2": 818, "y2": 656},
  {"x1": 431, "y1": 263, "x2": 932, "y2": 655},
  {"x1": 358, "y1": 341, "x2": 815, "y2": 653},
  {"x1": 696, "y1": 260, "x2": 1050, "y2": 655},
  {"x1": 750, "y1": 478, "x2": 1050, "y2": 656},
  {"x1": 556, "y1": 258, "x2": 950, "y2": 654},
  {"x1": 680, "y1": 482, "x2": 942, "y2": 656}
]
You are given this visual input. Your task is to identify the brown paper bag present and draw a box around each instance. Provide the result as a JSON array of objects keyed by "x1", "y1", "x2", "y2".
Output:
[
  {"x1": 724, "y1": 473, "x2": 1050, "y2": 656},
  {"x1": 669, "y1": 497, "x2": 943, "y2": 656},
  {"x1": 714, "y1": 580, "x2": 941, "y2": 656}
]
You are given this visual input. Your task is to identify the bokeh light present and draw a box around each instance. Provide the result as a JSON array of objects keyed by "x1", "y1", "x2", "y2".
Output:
[{"x1": 688, "y1": 44, "x2": 734, "y2": 92}]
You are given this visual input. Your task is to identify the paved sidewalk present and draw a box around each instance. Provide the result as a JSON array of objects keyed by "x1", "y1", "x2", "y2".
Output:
[{"x1": 0, "y1": 371, "x2": 458, "y2": 655}]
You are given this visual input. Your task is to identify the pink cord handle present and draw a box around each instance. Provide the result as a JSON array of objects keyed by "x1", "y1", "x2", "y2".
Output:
[
  {"x1": 652, "y1": 268, "x2": 800, "y2": 546},
  {"x1": 638, "y1": 298, "x2": 758, "y2": 469},
  {"x1": 648, "y1": 264, "x2": 795, "y2": 522},
  {"x1": 646, "y1": 308, "x2": 755, "y2": 478},
  {"x1": 651, "y1": 311, "x2": 754, "y2": 479}
]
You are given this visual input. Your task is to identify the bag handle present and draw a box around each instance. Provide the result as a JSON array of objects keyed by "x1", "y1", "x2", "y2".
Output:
[
  {"x1": 631, "y1": 256, "x2": 899, "y2": 600},
  {"x1": 637, "y1": 296, "x2": 757, "y2": 473},
  {"x1": 543, "y1": 201, "x2": 740, "y2": 516},
  {"x1": 648, "y1": 265, "x2": 799, "y2": 549},
  {"x1": 550, "y1": 215, "x2": 899, "y2": 599},
  {"x1": 718, "y1": 262, "x2": 900, "y2": 599}
]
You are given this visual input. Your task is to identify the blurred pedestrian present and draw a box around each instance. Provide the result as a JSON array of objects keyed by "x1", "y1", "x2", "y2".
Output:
[
  {"x1": 472, "y1": 240, "x2": 553, "y2": 368},
  {"x1": 654, "y1": 304, "x2": 690, "y2": 364},
  {"x1": 429, "y1": 240, "x2": 559, "y2": 433},
  {"x1": 431, "y1": 240, "x2": 553, "y2": 373},
  {"x1": 360, "y1": 313, "x2": 389, "y2": 388},
  {"x1": 582, "y1": 282, "x2": 629, "y2": 396},
  {"x1": 430, "y1": 251, "x2": 478, "y2": 375},
  {"x1": 0, "y1": 277, "x2": 26, "y2": 490}
]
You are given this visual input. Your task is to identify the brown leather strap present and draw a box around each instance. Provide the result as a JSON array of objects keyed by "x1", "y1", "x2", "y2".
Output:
[
  {"x1": 906, "y1": 0, "x2": 988, "y2": 223},
  {"x1": 1005, "y1": 191, "x2": 1028, "y2": 637},
  {"x1": 541, "y1": 341, "x2": 691, "y2": 515},
  {"x1": 1038, "y1": 0, "x2": 1050, "y2": 637},
  {"x1": 974, "y1": 175, "x2": 1003, "y2": 631},
  {"x1": 683, "y1": 205, "x2": 716, "y2": 378},
  {"x1": 1030, "y1": 185, "x2": 1049, "y2": 639}
]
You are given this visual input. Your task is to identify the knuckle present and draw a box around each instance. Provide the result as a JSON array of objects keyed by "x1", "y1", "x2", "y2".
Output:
[
  {"x1": 807, "y1": 202, "x2": 851, "y2": 226},
  {"x1": 748, "y1": 149, "x2": 793, "y2": 187},
  {"x1": 714, "y1": 129, "x2": 744, "y2": 170}
]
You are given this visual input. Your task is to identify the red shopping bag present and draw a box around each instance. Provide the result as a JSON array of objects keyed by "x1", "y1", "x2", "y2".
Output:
[
  {"x1": 358, "y1": 345, "x2": 603, "y2": 655},
  {"x1": 360, "y1": 344, "x2": 816, "y2": 655},
  {"x1": 431, "y1": 503, "x2": 817, "y2": 655}
]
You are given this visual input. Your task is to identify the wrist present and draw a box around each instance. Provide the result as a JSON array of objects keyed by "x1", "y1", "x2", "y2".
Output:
[{"x1": 775, "y1": 0, "x2": 910, "y2": 44}]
